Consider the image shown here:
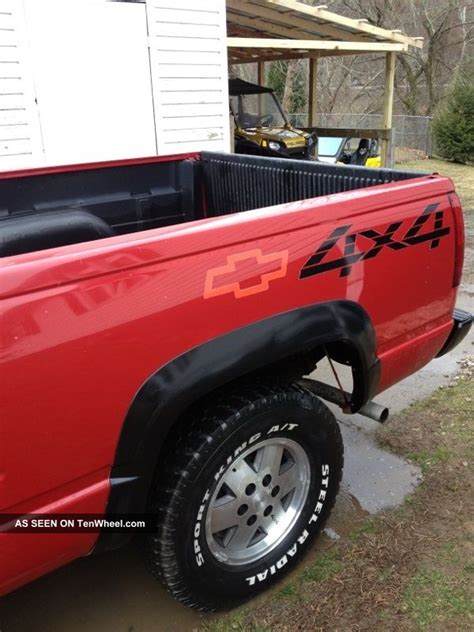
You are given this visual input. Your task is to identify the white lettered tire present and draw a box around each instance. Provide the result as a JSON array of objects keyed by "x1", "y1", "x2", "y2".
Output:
[{"x1": 146, "y1": 382, "x2": 343, "y2": 611}]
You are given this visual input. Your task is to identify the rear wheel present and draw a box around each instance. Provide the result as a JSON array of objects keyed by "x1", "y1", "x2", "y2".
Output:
[{"x1": 146, "y1": 382, "x2": 343, "y2": 611}]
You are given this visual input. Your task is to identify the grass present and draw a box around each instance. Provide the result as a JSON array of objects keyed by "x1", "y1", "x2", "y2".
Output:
[
  {"x1": 203, "y1": 370, "x2": 474, "y2": 632},
  {"x1": 204, "y1": 610, "x2": 264, "y2": 632},
  {"x1": 406, "y1": 446, "x2": 450, "y2": 473},
  {"x1": 300, "y1": 550, "x2": 342, "y2": 583},
  {"x1": 402, "y1": 568, "x2": 473, "y2": 630},
  {"x1": 348, "y1": 517, "x2": 380, "y2": 543}
]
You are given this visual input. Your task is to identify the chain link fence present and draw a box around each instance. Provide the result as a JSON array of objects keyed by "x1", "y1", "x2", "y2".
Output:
[{"x1": 288, "y1": 113, "x2": 433, "y2": 157}]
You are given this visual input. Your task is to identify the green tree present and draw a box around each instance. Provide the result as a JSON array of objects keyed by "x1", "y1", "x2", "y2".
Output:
[
  {"x1": 266, "y1": 60, "x2": 287, "y2": 102},
  {"x1": 433, "y1": 60, "x2": 474, "y2": 163}
]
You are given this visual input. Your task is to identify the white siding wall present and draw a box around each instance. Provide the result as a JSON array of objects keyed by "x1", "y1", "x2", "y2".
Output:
[
  {"x1": 0, "y1": 0, "x2": 44, "y2": 169},
  {"x1": 146, "y1": 0, "x2": 230, "y2": 154},
  {"x1": 0, "y1": 0, "x2": 230, "y2": 171}
]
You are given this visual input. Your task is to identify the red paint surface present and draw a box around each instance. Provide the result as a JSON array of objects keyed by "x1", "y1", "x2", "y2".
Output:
[{"x1": 0, "y1": 155, "x2": 461, "y2": 595}]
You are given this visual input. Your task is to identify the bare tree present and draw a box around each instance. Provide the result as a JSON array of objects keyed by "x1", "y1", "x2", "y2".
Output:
[
  {"x1": 337, "y1": 0, "x2": 474, "y2": 115},
  {"x1": 281, "y1": 60, "x2": 301, "y2": 112}
]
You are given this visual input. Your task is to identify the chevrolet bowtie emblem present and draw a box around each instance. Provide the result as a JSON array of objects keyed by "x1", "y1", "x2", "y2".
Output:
[{"x1": 204, "y1": 248, "x2": 289, "y2": 299}]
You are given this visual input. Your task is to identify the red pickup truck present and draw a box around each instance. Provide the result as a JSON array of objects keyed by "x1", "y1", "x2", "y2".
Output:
[{"x1": 0, "y1": 152, "x2": 471, "y2": 611}]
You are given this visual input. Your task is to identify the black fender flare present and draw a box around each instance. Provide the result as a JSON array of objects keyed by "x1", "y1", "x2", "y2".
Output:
[{"x1": 94, "y1": 300, "x2": 379, "y2": 552}]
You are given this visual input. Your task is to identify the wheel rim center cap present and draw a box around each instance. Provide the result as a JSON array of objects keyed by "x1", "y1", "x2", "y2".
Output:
[
  {"x1": 205, "y1": 437, "x2": 311, "y2": 566},
  {"x1": 253, "y1": 492, "x2": 269, "y2": 513}
]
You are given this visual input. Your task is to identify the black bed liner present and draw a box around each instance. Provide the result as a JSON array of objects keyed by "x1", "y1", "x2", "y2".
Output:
[
  {"x1": 199, "y1": 152, "x2": 420, "y2": 215},
  {"x1": 0, "y1": 152, "x2": 422, "y2": 258}
]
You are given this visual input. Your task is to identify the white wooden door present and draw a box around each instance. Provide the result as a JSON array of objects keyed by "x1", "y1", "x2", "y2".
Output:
[
  {"x1": 23, "y1": 0, "x2": 157, "y2": 166},
  {"x1": 146, "y1": 0, "x2": 230, "y2": 154},
  {"x1": 0, "y1": 0, "x2": 44, "y2": 170}
]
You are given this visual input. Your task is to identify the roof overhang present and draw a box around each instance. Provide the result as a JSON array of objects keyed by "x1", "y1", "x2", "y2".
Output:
[{"x1": 227, "y1": 0, "x2": 423, "y2": 64}]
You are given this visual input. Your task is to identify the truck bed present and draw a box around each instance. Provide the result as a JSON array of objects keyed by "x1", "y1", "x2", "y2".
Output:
[
  {"x1": 0, "y1": 152, "x2": 422, "y2": 258},
  {"x1": 1, "y1": 146, "x2": 468, "y2": 601}
]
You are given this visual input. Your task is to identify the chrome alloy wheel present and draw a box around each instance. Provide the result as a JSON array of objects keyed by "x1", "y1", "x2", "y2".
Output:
[{"x1": 205, "y1": 437, "x2": 311, "y2": 566}]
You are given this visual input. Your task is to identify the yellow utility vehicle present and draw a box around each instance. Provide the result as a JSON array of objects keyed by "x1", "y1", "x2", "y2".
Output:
[
  {"x1": 318, "y1": 136, "x2": 381, "y2": 167},
  {"x1": 229, "y1": 79, "x2": 317, "y2": 160}
]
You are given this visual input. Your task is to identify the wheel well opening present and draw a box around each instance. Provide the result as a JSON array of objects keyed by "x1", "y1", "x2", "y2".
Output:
[{"x1": 151, "y1": 340, "x2": 362, "y2": 489}]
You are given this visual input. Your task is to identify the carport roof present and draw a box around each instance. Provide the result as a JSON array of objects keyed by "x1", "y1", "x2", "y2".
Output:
[{"x1": 226, "y1": 0, "x2": 423, "y2": 64}]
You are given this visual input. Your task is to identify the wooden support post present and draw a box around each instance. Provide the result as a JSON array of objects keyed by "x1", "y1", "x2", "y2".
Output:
[
  {"x1": 230, "y1": 112, "x2": 235, "y2": 153},
  {"x1": 381, "y1": 51, "x2": 396, "y2": 167},
  {"x1": 308, "y1": 56, "x2": 318, "y2": 127},
  {"x1": 257, "y1": 62, "x2": 265, "y2": 120}
]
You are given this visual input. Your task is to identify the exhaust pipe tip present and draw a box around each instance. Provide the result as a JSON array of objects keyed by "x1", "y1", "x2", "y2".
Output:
[
  {"x1": 298, "y1": 379, "x2": 389, "y2": 423},
  {"x1": 358, "y1": 401, "x2": 389, "y2": 423}
]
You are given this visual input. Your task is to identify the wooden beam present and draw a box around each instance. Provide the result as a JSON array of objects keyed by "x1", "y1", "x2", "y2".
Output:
[
  {"x1": 229, "y1": 50, "x2": 313, "y2": 64},
  {"x1": 317, "y1": 49, "x2": 373, "y2": 57},
  {"x1": 259, "y1": 0, "x2": 424, "y2": 49},
  {"x1": 307, "y1": 127, "x2": 390, "y2": 140},
  {"x1": 226, "y1": 0, "x2": 367, "y2": 42},
  {"x1": 227, "y1": 10, "x2": 348, "y2": 42},
  {"x1": 381, "y1": 51, "x2": 396, "y2": 167},
  {"x1": 228, "y1": 49, "x2": 386, "y2": 64},
  {"x1": 228, "y1": 12, "x2": 313, "y2": 40},
  {"x1": 308, "y1": 56, "x2": 318, "y2": 126},
  {"x1": 230, "y1": 112, "x2": 235, "y2": 153},
  {"x1": 258, "y1": 61, "x2": 265, "y2": 84},
  {"x1": 227, "y1": 37, "x2": 407, "y2": 52}
]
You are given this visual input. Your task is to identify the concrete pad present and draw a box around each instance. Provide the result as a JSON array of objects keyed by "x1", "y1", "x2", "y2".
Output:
[{"x1": 338, "y1": 421, "x2": 422, "y2": 514}]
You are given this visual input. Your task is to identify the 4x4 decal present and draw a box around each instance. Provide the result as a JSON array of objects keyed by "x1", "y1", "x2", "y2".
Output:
[{"x1": 300, "y1": 202, "x2": 449, "y2": 279}]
